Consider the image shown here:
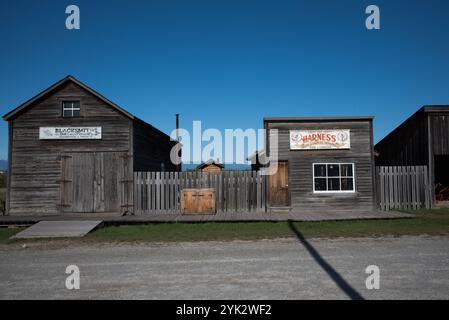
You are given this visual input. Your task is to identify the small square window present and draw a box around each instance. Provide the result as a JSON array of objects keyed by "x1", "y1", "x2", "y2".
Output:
[{"x1": 62, "y1": 101, "x2": 81, "y2": 118}]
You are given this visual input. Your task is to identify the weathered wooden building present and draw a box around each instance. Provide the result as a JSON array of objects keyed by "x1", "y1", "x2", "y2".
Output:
[
  {"x1": 3, "y1": 76, "x2": 178, "y2": 215},
  {"x1": 375, "y1": 106, "x2": 449, "y2": 203},
  {"x1": 264, "y1": 116, "x2": 376, "y2": 212}
]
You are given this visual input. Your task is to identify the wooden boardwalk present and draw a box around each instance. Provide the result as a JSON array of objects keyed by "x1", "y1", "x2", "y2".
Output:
[{"x1": 0, "y1": 210, "x2": 413, "y2": 224}]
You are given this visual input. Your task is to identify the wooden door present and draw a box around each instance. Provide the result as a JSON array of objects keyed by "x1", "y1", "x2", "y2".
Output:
[
  {"x1": 197, "y1": 189, "x2": 216, "y2": 213},
  {"x1": 103, "y1": 152, "x2": 122, "y2": 212},
  {"x1": 72, "y1": 153, "x2": 95, "y2": 212},
  {"x1": 61, "y1": 152, "x2": 128, "y2": 213},
  {"x1": 269, "y1": 161, "x2": 290, "y2": 207},
  {"x1": 181, "y1": 188, "x2": 216, "y2": 214}
]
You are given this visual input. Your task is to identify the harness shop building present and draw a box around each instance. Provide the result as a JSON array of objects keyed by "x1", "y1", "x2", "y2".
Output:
[
  {"x1": 262, "y1": 116, "x2": 376, "y2": 212},
  {"x1": 3, "y1": 76, "x2": 178, "y2": 216}
]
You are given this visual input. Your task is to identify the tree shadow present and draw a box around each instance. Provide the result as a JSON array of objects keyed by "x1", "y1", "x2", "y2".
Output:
[{"x1": 287, "y1": 220, "x2": 364, "y2": 300}]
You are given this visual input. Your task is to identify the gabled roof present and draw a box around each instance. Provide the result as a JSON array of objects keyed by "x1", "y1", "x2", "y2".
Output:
[
  {"x1": 2, "y1": 75, "x2": 176, "y2": 141},
  {"x1": 196, "y1": 159, "x2": 224, "y2": 170},
  {"x1": 3, "y1": 75, "x2": 135, "y2": 121}
]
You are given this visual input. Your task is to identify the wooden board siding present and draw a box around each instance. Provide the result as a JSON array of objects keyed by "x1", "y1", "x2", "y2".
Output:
[
  {"x1": 267, "y1": 119, "x2": 375, "y2": 211},
  {"x1": 375, "y1": 107, "x2": 449, "y2": 166},
  {"x1": 375, "y1": 109, "x2": 429, "y2": 166},
  {"x1": 133, "y1": 119, "x2": 178, "y2": 172},
  {"x1": 430, "y1": 114, "x2": 449, "y2": 155},
  {"x1": 7, "y1": 82, "x2": 133, "y2": 215}
]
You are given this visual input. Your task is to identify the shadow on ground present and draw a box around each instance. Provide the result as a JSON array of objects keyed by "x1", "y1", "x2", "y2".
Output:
[{"x1": 288, "y1": 220, "x2": 364, "y2": 300}]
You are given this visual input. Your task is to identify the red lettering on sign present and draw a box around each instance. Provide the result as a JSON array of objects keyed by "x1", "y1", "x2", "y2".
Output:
[{"x1": 301, "y1": 133, "x2": 337, "y2": 144}]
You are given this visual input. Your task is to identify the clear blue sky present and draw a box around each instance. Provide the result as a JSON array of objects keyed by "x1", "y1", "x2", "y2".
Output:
[{"x1": 1, "y1": 0, "x2": 449, "y2": 161}]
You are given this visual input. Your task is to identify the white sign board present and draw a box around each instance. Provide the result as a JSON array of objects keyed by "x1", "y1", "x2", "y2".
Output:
[
  {"x1": 290, "y1": 130, "x2": 350, "y2": 150},
  {"x1": 39, "y1": 127, "x2": 102, "y2": 140}
]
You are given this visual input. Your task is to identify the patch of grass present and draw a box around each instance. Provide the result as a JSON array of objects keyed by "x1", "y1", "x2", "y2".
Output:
[
  {"x1": 2, "y1": 209, "x2": 448, "y2": 245},
  {"x1": 84, "y1": 222, "x2": 294, "y2": 243},
  {"x1": 0, "y1": 227, "x2": 25, "y2": 244},
  {"x1": 83, "y1": 208, "x2": 449, "y2": 243}
]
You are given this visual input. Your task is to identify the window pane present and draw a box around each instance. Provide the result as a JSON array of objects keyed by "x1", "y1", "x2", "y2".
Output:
[
  {"x1": 341, "y1": 164, "x2": 353, "y2": 177},
  {"x1": 314, "y1": 165, "x2": 326, "y2": 177},
  {"x1": 63, "y1": 110, "x2": 72, "y2": 117},
  {"x1": 328, "y1": 178, "x2": 340, "y2": 191},
  {"x1": 327, "y1": 164, "x2": 340, "y2": 177},
  {"x1": 62, "y1": 101, "x2": 80, "y2": 117},
  {"x1": 341, "y1": 178, "x2": 354, "y2": 191},
  {"x1": 314, "y1": 178, "x2": 327, "y2": 191}
]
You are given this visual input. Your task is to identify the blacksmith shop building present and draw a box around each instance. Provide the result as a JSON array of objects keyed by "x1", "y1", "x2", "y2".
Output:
[
  {"x1": 262, "y1": 116, "x2": 376, "y2": 212},
  {"x1": 3, "y1": 76, "x2": 178, "y2": 215}
]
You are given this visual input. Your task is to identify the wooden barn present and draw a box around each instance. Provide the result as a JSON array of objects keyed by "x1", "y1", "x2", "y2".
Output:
[
  {"x1": 3, "y1": 75, "x2": 178, "y2": 216},
  {"x1": 264, "y1": 116, "x2": 376, "y2": 213},
  {"x1": 375, "y1": 106, "x2": 449, "y2": 205}
]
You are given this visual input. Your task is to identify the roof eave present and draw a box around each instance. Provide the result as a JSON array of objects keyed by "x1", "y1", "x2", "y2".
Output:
[{"x1": 263, "y1": 116, "x2": 374, "y2": 123}]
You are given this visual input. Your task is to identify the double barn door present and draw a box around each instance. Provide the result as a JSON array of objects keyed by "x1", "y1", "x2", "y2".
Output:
[{"x1": 60, "y1": 152, "x2": 132, "y2": 213}]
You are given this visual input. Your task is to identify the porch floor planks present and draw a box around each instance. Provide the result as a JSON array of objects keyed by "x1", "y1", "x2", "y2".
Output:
[{"x1": 0, "y1": 210, "x2": 414, "y2": 224}]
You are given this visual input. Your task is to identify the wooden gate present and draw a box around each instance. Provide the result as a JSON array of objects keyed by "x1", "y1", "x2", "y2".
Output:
[{"x1": 60, "y1": 152, "x2": 133, "y2": 213}]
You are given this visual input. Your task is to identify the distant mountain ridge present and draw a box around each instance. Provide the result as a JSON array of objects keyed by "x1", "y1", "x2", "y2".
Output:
[{"x1": 0, "y1": 160, "x2": 7, "y2": 171}]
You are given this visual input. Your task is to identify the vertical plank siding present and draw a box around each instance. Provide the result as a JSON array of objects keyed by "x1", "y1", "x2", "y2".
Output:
[
  {"x1": 376, "y1": 165, "x2": 431, "y2": 210},
  {"x1": 133, "y1": 171, "x2": 267, "y2": 215}
]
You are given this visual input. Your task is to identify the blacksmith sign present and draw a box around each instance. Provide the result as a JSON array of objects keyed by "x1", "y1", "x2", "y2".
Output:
[
  {"x1": 290, "y1": 129, "x2": 350, "y2": 150},
  {"x1": 39, "y1": 127, "x2": 102, "y2": 140}
]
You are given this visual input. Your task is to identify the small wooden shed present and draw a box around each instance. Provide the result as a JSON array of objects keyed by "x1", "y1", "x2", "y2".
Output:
[
  {"x1": 196, "y1": 159, "x2": 224, "y2": 172},
  {"x1": 3, "y1": 75, "x2": 179, "y2": 215}
]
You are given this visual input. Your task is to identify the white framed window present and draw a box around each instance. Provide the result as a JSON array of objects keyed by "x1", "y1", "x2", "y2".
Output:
[
  {"x1": 313, "y1": 163, "x2": 355, "y2": 193},
  {"x1": 62, "y1": 101, "x2": 81, "y2": 117}
]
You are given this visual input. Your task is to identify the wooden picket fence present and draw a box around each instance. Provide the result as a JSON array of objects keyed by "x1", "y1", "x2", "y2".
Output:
[
  {"x1": 376, "y1": 166, "x2": 432, "y2": 210},
  {"x1": 133, "y1": 171, "x2": 267, "y2": 215}
]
